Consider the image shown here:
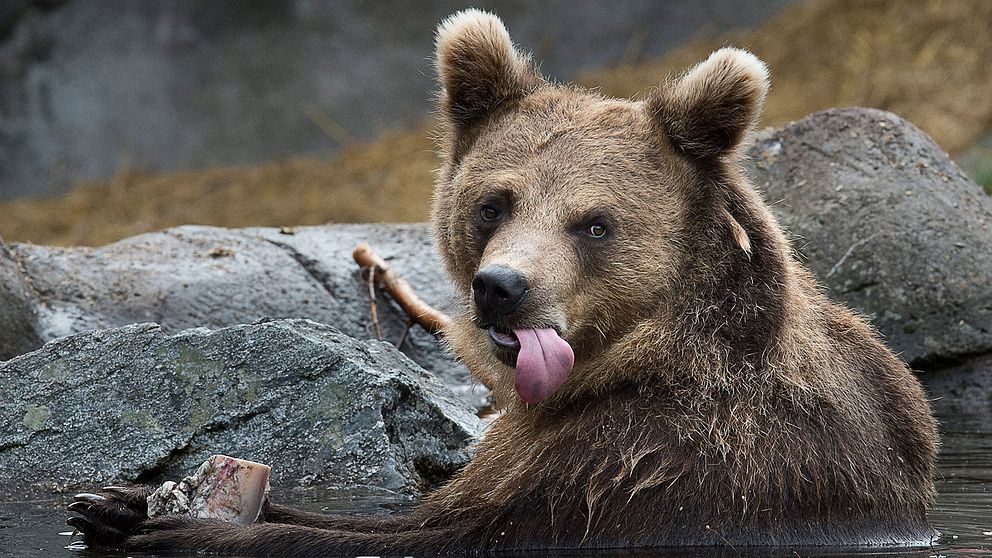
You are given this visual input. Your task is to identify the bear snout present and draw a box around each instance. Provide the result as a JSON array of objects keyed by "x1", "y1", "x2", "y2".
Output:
[{"x1": 472, "y1": 264, "x2": 529, "y2": 323}]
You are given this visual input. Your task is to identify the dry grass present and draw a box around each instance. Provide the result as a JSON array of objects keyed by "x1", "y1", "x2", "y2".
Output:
[
  {"x1": 0, "y1": 127, "x2": 439, "y2": 246},
  {"x1": 2, "y1": 0, "x2": 990, "y2": 246},
  {"x1": 584, "y1": 0, "x2": 992, "y2": 155}
]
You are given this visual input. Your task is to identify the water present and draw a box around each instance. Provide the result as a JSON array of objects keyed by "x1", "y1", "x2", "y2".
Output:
[{"x1": 3, "y1": 428, "x2": 990, "y2": 558}]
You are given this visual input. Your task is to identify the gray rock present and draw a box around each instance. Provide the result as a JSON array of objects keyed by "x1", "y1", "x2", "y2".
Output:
[
  {"x1": 10, "y1": 224, "x2": 487, "y2": 408},
  {"x1": 0, "y1": 319, "x2": 483, "y2": 499},
  {"x1": 746, "y1": 108, "x2": 992, "y2": 369},
  {"x1": 0, "y1": 234, "x2": 42, "y2": 360},
  {"x1": 918, "y1": 354, "x2": 992, "y2": 432}
]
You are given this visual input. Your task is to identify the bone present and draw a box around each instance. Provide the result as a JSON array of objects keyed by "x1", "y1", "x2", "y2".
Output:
[{"x1": 146, "y1": 455, "x2": 271, "y2": 525}]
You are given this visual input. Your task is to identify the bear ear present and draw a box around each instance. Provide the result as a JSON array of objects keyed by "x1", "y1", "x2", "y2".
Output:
[
  {"x1": 647, "y1": 48, "x2": 769, "y2": 160},
  {"x1": 434, "y1": 9, "x2": 542, "y2": 132}
]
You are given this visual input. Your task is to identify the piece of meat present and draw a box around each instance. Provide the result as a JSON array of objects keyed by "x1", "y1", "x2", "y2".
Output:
[{"x1": 146, "y1": 455, "x2": 271, "y2": 525}]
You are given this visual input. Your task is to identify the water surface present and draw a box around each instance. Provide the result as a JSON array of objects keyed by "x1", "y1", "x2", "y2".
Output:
[{"x1": 3, "y1": 429, "x2": 989, "y2": 558}]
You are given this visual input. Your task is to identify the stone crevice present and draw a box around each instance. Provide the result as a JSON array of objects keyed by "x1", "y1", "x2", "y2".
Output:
[{"x1": 261, "y1": 236, "x2": 340, "y2": 300}]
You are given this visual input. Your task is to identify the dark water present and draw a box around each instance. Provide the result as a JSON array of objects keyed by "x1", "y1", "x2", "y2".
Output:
[{"x1": 3, "y1": 429, "x2": 990, "y2": 558}]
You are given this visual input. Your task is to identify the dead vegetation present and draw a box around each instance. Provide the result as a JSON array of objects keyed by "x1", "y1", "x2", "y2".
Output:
[
  {"x1": 0, "y1": 127, "x2": 437, "y2": 246},
  {"x1": 353, "y1": 242, "x2": 453, "y2": 339},
  {"x1": 1, "y1": 0, "x2": 989, "y2": 247},
  {"x1": 584, "y1": 0, "x2": 992, "y2": 154}
]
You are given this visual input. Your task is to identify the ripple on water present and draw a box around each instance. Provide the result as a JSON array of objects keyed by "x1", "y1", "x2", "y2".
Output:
[{"x1": 2, "y1": 432, "x2": 990, "y2": 558}]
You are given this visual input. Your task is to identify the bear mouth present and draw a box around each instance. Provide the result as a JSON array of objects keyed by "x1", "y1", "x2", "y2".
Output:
[
  {"x1": 481, "y1": 324, "x2": 576, "y2": 404},
  {"x1": 487, "y1": 326, "x2": 520, "y2": 367},
  {"x1": 488, "y1": 326, "x2": 520, "y2": 349}
]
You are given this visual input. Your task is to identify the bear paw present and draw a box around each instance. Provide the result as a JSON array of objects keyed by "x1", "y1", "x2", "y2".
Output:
[{"x1": 66, "y1": 485, "x2": 152, "y2": 548}]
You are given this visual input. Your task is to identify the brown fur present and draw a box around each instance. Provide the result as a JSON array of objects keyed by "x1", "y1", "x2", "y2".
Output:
[{"x1": 70, "y1": 9, "x2": 938, "y2": 555}]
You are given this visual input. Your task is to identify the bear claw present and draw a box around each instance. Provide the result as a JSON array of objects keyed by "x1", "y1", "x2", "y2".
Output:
[
  {"x1": 73, "y1": 492, "x2": 106, "y2": 503},
  {"x1": 100, "y1": 486, "x2": 131, "y2": 498},
  {"x1": 66, "y1": 516, "x2": 93, "y2": 530}
]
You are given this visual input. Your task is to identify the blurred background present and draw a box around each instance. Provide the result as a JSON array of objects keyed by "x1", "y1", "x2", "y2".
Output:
[{"x1": 0, "y1": 0, "x2": 989, "y2": 247}]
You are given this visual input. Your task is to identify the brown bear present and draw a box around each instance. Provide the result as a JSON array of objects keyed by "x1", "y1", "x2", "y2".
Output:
[{"x1": 67, "y1": 9, "x2": 938, "y2": 555}]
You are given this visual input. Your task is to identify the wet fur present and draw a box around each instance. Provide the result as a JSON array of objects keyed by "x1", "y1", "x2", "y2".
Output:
[{"x1": 69, "y1": 9, "x2": 938, "y2": 555}]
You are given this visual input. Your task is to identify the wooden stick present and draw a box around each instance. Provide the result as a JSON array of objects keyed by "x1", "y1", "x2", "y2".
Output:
[
  {"x1": 364, "y1": 267, "x2": 383, "y2": 340},
  {"x1": 396, "y1": 319, "x2": 413, "y2": 348},
  {"x1": 352, "y1": 243, "x2": 453, "y2": 335}
]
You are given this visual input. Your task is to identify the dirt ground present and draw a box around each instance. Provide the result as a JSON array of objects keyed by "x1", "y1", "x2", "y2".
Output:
[{"x1": 2, "y1": 0, "x2": 989, "y2": 246}]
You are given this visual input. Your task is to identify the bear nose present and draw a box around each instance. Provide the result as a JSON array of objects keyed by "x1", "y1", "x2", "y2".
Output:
[{"x1": 472, "y1": 265, "x2": 529, "y2": 321}]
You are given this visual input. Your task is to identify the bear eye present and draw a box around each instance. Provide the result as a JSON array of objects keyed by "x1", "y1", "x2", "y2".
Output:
[
  {"x1": 480, "y1": 204, "x2": 501, "y2": 221},
  {"x1": 587, "y1": 223, "x2": 608, "y2": 238}
]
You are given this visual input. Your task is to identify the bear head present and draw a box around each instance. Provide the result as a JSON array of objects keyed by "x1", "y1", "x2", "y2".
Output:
[{"x1": 431, "y1": 9, "x2": 781, "y2": 408}]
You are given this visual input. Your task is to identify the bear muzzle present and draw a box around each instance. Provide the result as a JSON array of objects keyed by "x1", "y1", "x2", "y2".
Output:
[{"x1": 471, "y1": 265, "x2": 575, "y2": 403}]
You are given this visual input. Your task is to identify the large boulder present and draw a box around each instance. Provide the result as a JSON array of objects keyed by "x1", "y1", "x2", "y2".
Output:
[
  {"x1": 0, "y1": 319, "x2": 483, "y2": 500},
  {"x1": 0, "y1": 234, "x2": 42, "y2": 359},
  {"x1": 747, "y1": 107, "x2": 992, "y2": 423},
  {"x1": 8, "y1": 224, "x2": 487, "y2": 408}
]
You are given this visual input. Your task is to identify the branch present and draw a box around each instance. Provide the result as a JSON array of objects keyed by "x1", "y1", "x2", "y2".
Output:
[
  {"x1": 352, "y1": 243, "x2": 453, "y2": 335},
  {"x1": 363, "y1": 266, "x2": 383, "y2": 340}
]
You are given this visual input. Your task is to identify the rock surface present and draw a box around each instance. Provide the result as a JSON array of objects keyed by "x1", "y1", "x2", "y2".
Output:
[
  {"x1": 918, "y1": 354, "x2": 992, "y2": 432},
  {"x1": 6, "y1": 223, "x2": 488, "y2": 408},
  {"x1": 0, "y1": 234, "x2": 42, "y2": 360},
  {"x1": 0, "y1": 319, "x2": 483, "y2": 500}
]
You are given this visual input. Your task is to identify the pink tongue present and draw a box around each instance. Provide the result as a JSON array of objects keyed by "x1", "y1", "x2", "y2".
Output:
[{"x1": 513, "y1": 328, "x2": 574, "y2": 404}]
